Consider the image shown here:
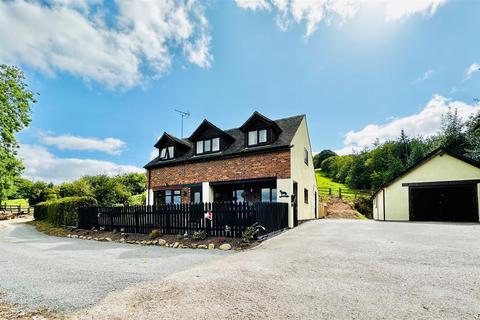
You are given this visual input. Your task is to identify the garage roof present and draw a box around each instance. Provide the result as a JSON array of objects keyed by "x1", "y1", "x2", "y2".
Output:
[{"x1": 371, "y1": 148, "x2": 480, "y2": 198}]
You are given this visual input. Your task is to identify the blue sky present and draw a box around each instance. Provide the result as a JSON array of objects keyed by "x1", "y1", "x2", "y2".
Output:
[{"x1": 1, "y1": 0, "x2": 479, "y2": 183}]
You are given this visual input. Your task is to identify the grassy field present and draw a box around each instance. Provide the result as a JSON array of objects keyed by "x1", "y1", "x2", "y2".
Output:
[
  {"x1": 315, "y1": 169, "x2": 370, "y2": 200},
  {"x1": 1, "y1": 198, "x2": 29, "y2": 208}
]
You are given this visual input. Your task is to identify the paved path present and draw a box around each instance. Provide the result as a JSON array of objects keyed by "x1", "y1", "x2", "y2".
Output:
[
  {"x1": 76, "y1": 220, "x2": 480, "y2": 320},
  {"x1": 0, "y1": 222, "x2": 227, "y2": 312},
  {"x1": 1, "y1": 220, "x2": 480, "y2": 319}
]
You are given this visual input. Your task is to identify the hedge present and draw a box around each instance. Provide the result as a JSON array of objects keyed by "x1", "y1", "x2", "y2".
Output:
[{"x1": 34, "y1": 196, "x2": 97, "y2": 227}]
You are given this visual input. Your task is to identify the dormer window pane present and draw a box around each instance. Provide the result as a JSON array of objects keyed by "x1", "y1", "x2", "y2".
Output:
[
  {"x1": 248, "y1": 131, "x2": 257, "y2": 146},
  {"x1": 259, "y1": 129, "x2": 267, "y2": 143},
  {"x1": 160, "y1": 148, "x2": 167, "y2": 159},
  {"x1": 204, "y1": 140, "x2": 211, "y2": 152},
  {"x1": 196, "y1": 141, "x2": 204, "y2": 154},
  {"x1": 212, "y1": 138, "x2": 220, "y2": 151},
  {"x1": 168, "y1": 146, "x2": 174, "y2": 158}
]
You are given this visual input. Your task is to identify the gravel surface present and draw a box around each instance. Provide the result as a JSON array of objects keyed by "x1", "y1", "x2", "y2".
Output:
[
  {"x1": 74, "y1": 220, "x2": 480, "y2": 320},
  {"x1": 0, "y1": 223, "x2": 228, "y2": 313}
]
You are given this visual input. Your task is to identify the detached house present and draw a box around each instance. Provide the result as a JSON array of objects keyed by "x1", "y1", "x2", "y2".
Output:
[{"x1": 144, "y1": 112, "x2": 318, "y2": 228}]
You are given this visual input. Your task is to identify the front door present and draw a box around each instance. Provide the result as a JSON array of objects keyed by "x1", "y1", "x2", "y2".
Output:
[{"x1": 293, "y1": 182, "x2": 298, "y2": 227}]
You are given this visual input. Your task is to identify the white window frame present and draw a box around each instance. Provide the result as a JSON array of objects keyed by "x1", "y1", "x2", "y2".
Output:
[
  {"x1": 160, "y1": 146, "x2": 174, "y2": 160},
  {"x1": 196, "y1": 138, "x2": 221, "y2": 155}
]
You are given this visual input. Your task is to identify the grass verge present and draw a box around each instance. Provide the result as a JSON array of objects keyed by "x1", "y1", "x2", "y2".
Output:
[{"x1": 27, "y1": 220, "x2": 69, "y2": 237}]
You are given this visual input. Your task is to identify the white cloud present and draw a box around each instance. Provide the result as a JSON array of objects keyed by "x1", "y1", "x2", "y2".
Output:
[
  {"x1": 0, "y1": 0, "x2": 212, "y2": 89},
  {"x1": 235, "y1": 0, "x2": 447, "y2": 36},
  {"x1": 336, "y1": 95, "x2": 480, "y2": 155},
  {"x1": 464, "y1": 63, "x2": 480, "y2": 81},
  {"x1": 39, "y1": 133, "x2": 126, "y2": 155},
  {"x1": 18, "y1": 144, "x2": 143, "y2": 184},
  {"x1": 413, "y1": 69, "x2": 433, "y2": 84},
  {"x1": 235, "y1": 0, "x2": 271, "y2": 11},
  {"x1": 383, "y1": 0, "x2": 446, "y2": 21}
]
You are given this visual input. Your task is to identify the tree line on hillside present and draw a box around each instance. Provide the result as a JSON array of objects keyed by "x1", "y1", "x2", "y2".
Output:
[
  {"x1": 9, "y1": 173, "x2": 147, "y2": 206},
  {"x1": 314, "y1": 109, "x2": 480, "y2": 191}
]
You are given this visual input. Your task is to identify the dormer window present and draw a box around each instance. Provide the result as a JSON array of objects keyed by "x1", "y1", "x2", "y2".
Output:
[
  {"x1": 248, "y1": 129, "x2": 268, "y2": 146},
  {"x1": 196, "y1": 137, "x2": 220, "y2": 155},
  {"x1": 160, "y1": 146, "x2": 174, "y2": 160}
]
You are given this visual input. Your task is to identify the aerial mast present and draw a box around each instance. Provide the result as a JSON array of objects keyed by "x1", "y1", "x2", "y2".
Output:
[{"x1": 174, "y1": 109, "x2": 190, "y2": 138}]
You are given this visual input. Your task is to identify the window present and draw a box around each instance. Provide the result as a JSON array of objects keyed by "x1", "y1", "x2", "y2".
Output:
[
  {"x1": 193, "y1": 192, "x2": 202, "y2": 204},
  {"x1": 304, "y1": 148, "x2": 309, "y2": 165},
  {"x1": 248, "y1": 129, "x2": 268, "y2": 146},
  {"x1": 196, "y1": 138, "x2": 221, "y2": 155},
  {"x1": 248, "y1": 131, "x2": 257, "y2": 146},
  {"x1": 304, "y1": 188, "x2": 309, "y2": 204},
  {"x1": 233, "y1": 189, "x2": 245, "y2": 202},
  {"x1": 196, "y1": 141, "x2": 203, "y2": 154},
  {"x1": 261, "y1": 188, "x2": 277, "y2": 203},
  {"x1": 212, "y1": 137, "x2": 220, "y2": 151},
  {"x1": 160, "y1": 146, "x2": 174, "y2": 160},
  {"x1": 154, "y1": 189, "x2": 181, "y2": 204}
]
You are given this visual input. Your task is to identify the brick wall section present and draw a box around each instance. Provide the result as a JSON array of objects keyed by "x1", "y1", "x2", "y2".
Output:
[{"x1": 148, "y1": 149, "x2": 291, "y2": 189}]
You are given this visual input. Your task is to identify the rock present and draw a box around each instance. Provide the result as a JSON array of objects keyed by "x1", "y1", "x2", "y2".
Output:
[
  {"x1": 146, "y1": 241, "x2": 152, "y2": 245},
  {"x1": 127, "y1": 240, "x2": 135, "y2": 244},
  {"x1": 152, "y1": 240, "x2": 158, "y2": 245},
  {"x1": 198, "y1": 244, "x2": 208, "y2": 249},
  {"x1": 98, "y1": 238, "x2": 105, "y2": 242},
  {"x1": 141, "y1": 240, "x2": 147, "y2": 245},
  {"x1": 87, "y1": 236, "x2": 92, "y2": 240},
  {"x1": 93, "y1": 237, "x2": 99, "y2": 241},
  {"x1": 208, "y1": 243, "x2": 215, "y2": 250},
  {"x1": 105, "y1": 238, "x2": 112, "y2": 242},
  {"x1": 219, "y1": 243, "x2": 232, "y2": 251},
  {"x1": 71, "y1": 235, "x2": 79, "y2": 239},
  {"x1": 157, "y1": 239, "x2": 167, "y2": 246},
  {"x1": 173, "y1": 242, "x2": 179, "y2": 248},
  {"x1": 190, "y1": 244, "x2": 198, "y2": 249},
  {"x1": 67, "y1": 234, "x2": 71, "y2": 238},
  {"x1": 180, "y1": 244, "x2": 189, "y2": 248},
  {"x1": 135, "y1": 241, "x2": 141, "y2": 245}
]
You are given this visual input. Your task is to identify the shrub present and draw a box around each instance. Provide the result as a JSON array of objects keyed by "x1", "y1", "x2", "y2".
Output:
[
  {"x1": 192, "y1": 230, "x2": 207, "y2": 241},
  {"x1": 176, "y1": 233, "x2": 184, "y2": 240},
  {"x1": 353, "y1": 197, "x2": 373, "y2": 219},
  {"x1": 149, "y1": 229, "x2": 160, "y2": 239},
  {"x1": 34, "y1": 196, "x2": 97, "y2": 227},
  {"x1": 242, "y1": 223, "x2": 263, "y2": 243}
]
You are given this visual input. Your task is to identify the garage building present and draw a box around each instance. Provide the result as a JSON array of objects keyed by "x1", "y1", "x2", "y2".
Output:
[{"x1": 372, "y1": 148, "x2": 480, "y2": 222}]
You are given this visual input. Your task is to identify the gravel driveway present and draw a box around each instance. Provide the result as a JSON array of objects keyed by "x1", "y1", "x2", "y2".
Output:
[
  {"x1": 2, "y1": 219, "x2": 480, "y2": 319},
  {"x1": 0, "y1": 222, "x2": 227, "y2": 312},
  {"x1": 75, "y1": 220, "x2": 480, "y2": 320}
]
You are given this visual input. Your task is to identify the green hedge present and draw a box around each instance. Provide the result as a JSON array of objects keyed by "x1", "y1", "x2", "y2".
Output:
[{"x1": 34, "y1": 196, "x2": 97, "y2": 226}]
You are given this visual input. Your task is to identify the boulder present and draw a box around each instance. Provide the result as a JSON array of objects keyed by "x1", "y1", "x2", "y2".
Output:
[
  {"x1": 173, "y1": 242, "x2": 180, "y2": 248},
  {"x1": 105, "y1": 238, "x2": 112, "y2": 242},
  {"x1": 219, "y1": 243, "x2": 232, "y2": 251},
  {"x1": 198, "y1": 244, "x2": 208, "y2": 249},
  {"x1": 190, "y1": 244, "x2": 198, "y2": 249},
  {"x1": 208, "y1": 243, "x2": 215, "y2": 250},
  {"x1": 157, "y1": 239, "x2": 167, "y2": 246}
]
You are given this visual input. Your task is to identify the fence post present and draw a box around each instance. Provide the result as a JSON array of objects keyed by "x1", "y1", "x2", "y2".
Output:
[
  {"x1": 110, "y1": 212, "x2": 114, "y2": 232},
  {"x1": 339, "y1": 188, "x2": 342, "y2": 199}
]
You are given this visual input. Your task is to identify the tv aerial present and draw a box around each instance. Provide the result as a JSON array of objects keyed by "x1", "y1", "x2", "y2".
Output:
[{"x1": 174, "y1": 109, "x2": 190, "y2": 138}]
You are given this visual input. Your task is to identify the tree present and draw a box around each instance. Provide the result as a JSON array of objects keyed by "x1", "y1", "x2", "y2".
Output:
[
  {"x1": 465, "y1": 111, "x2": 480, "y2": 160},
  {"x1": 313, "y1": 150, "x2": 337, "y2": 169},
  {"x1": 59, "y1": 179, "x2": 93, "y2": 198},
  {"x1": 82, "y1": 175, "x2": 131, "y2": 206},
  {"x1": 119, "y1": 173, "x2": 146, "y2": 195},
  {"x1": 0, "y1": 65, "x2": 36, "y2": 201},
  {"x1": 437, "y1": 108, "x2": 468, "y2": 154}
]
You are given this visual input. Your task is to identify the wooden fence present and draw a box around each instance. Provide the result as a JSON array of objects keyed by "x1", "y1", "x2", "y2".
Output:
[
  {"x1": 0, "y1": 204, "x2": 33, "y2": 216},
  {"x1": 318, "y1": 187, "x2": 371, "y2": 200},
  {"x1": 78, "y1": 202, "x2": 289, "y2": 238}
]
